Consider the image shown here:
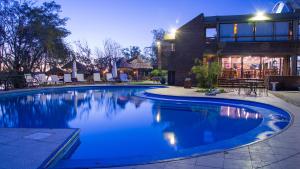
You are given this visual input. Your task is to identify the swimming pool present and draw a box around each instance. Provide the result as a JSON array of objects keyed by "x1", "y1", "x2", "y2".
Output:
[{"x1": 0, "y1": 86, "x2": 291, "y2": 168}]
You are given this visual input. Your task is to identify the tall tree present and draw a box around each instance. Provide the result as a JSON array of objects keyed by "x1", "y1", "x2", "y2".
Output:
[
  {"x1": 0, "y1": 0, "x2": 70, "y2": 73},
  {"x1": 150, "y1": 28, "x2": 166, "y2": 67},
  {"x1": 121, "y1": 46, "x2": 142, "y2": 59},
  {"x1": 94, "y1": 39, "x2": 122, "y2": 70},
  {"x1": 74, "y1": 40, "x2": 92, "y2": 66}
]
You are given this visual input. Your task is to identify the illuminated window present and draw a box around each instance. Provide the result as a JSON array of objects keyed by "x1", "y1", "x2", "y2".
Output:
[{"x1": 234, "y1": 24, "x2": 238, "y2": 35}]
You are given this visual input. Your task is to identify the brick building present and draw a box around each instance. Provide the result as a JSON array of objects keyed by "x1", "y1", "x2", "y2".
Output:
[{"x1": 161, "y1": 11, "x2": 300, "y2": 86}]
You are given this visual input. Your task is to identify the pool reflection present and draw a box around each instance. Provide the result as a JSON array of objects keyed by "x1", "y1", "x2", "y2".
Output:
[{"x1": 151, "y1": 102, "x2": 263, "y2": 149}]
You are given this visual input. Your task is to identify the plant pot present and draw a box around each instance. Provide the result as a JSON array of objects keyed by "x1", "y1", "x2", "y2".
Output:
[{"x1": 184, "y1": 78, "x2": 192, "y2": 89}]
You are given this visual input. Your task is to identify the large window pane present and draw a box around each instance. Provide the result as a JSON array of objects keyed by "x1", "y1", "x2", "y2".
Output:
[
  {"x1": 275, "y1": 22, "x2": 289, "y2": 41},
  {"x1": 255, "y1": 22, "x2": 273, "y2": 41},
  {"x1": 237, "y1": 23, "x2": 254, "y2": 41},
  {"x1": 220, "y1": 24, "x2": 235, "y2": 42}
]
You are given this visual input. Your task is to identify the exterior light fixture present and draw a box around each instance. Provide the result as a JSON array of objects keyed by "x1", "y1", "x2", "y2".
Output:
[
  {"x1": 170, "y1": 28, "x2": 177, "y2": 35},
  {"x1": 156, "y1": 41, "x2": 161, "y2": 46},
  {"x1": 249, "y1": 11, "x2": 270, "y2": 21}
]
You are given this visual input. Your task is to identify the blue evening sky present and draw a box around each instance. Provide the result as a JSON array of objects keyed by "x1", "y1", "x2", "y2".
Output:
[{"x1": 51, "y1": 0, "x2": 278, "y2": 49}]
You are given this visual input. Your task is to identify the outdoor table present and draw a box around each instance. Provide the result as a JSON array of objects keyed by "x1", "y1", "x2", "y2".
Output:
[{"x1": 245, "y1": 80, "x2": 259, "y2": 96}]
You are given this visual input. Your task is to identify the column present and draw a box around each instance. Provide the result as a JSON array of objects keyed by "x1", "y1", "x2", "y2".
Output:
[
  {"x1": 291, "y1": 56, "x2": 298, "y2": 76},
  {"x1": 282, "y1": 56, "x2": 290, "y2": 76},
  {"x1": 241, "y1": 56, "x2": 244, "y2": 78}
]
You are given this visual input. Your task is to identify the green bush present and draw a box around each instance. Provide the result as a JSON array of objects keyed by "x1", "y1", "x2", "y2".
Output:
[
  {"x1": 191, "y1": 60, "x2": 221, "y2": 88},
  {"x1": 150, "y1": 69, "x2": 167, "y2": 77}
]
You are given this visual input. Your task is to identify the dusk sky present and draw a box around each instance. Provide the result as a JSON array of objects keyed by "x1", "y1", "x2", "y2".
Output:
[{"x1": 52, "y1": 0, "x2": 278, "y2": 50}]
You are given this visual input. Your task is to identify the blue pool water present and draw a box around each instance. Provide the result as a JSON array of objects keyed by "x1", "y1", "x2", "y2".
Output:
[{"x1": 0, "y1": 86, "x2": 291, "y2": 167}]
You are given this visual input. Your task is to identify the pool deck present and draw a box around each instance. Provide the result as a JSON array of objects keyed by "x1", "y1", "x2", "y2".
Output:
[
  {"x1": 95, "y1": 86, "x2": 300, "y2": 169},
  {"x1": 0, "y1": 128, "x2": 80, "y2": 169}
]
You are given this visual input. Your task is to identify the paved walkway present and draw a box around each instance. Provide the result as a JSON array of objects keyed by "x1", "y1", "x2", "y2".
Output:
[
  {"x1": 271, "y1": 91, "x2": 300, "y2": 107},
  {"x1": 0, "y1": 128, "x2": 79, "y2": 169},
  {"x1": 95, "y1": 87, "x2": 300, "y2": 169}
]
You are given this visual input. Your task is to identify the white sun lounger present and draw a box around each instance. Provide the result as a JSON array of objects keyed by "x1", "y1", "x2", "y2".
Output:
[
  {"x1": 64, "y1": 74, "x2": 72, "y2": 83},
  {"x1": 50, "y1": 75, "x2": 62, "y2": 85},
  {"x1": 35, "y1": 74, "x2": 48, "y2": 85},
  {"x1": 24, "y1": 74, "x2": 38, "y2": 87},
  {"x1": 77, "y1": 74, "x2": 86, "y2": 82},
  {"x1": 120, "y1": 73, "x2": 129, "y2": 82},
  {"x1": 106, "y1": 73, "x2": 115, "y2": 82},
  {"x1": 93, "y1": 73, "x2": 102, "y2": 82}
]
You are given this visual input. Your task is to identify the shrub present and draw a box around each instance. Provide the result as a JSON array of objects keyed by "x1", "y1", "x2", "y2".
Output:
[
  {"x1": 150, "y1": 69, "x2": 167, "y2": 77},
  {"x1": 191, "y1": 60, "x2": 221, "y2": 88},
  {"x1": 151, "y1": 69, "x2": 167, "y2": 85}
]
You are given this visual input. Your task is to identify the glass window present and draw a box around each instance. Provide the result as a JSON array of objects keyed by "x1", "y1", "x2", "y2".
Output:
[
  {"x1": 275, "y1": 22, "x2": 289, "y2": 41},
  {"x1": 220, "y1": 24, "x2": 235, "y2": 42},
  {"x1": 255, "y1": 22, "x2": 273, "y2": 41},
  {"x1": 237, "y1": 23, "x2": 254, "y2": 42},
  {"x1": 206, "y1": 28, "x2": 217, "y2": 38}
]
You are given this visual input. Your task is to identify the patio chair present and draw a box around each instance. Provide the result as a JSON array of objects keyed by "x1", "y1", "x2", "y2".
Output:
[
  {"x1": 93, "y1": 73, "x2": 102, "y2": 83},
  {"x1": 50, "y1": 75, "x2": 62, "y2": 85},
  {"x1": 35, "y1": 74, "x2": 48, "y2": 85},
  {"x1": 24, "y1": 74, "x2": 38, "y2": 87},
  {"x1": 120, "y1": 73, "x2": 129, "y2": 82},
  {"x1": 106, "y1": 73, "x2": 115, "y2": 82},
  {"x1": 77, "y1": 74, "x2": 87, "y2": 82},
  {"x1": 64, "y1": 74, "x2": 72, "y2": 83}
]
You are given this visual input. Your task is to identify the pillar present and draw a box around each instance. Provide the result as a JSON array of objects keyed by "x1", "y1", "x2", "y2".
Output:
[
  {"x1": 291, "y1": 56, "x2": 298, "y2": 76},
  {"x1": 282, "y1": 57, "x2": 290, "y2": 76}
]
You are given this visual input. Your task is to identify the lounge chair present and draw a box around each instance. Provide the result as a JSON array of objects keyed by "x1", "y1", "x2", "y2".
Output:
[
  {"x1": 24, "y1": 74, "x2": 38, "y2": 87},
  {"x1": 50, "y1": 75, "x2": 62, "y2": 85},
  {"x1": 64, "y1": 74, "x2": 72, "y2": 83},
  {"x1": 77, "y1": 74, "x2": 86, "y2": 82},
  {"x1": 93, "y1": 73, "x2": 102, "y2": 83},
  {"x1": 106, "y1": 73, "x2": 115, "y2": 82},
  {"x1": 35, "y1": 74, "x2": 48, "y2": 85},
  {"x1": 120, "y1": 73, "x2": 129, "y2": 82}
]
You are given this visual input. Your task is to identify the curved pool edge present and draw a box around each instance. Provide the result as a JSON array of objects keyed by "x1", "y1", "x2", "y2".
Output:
[
  {"x1": 56, "y1": 86, "x2": 294, "y2": 169},
  {"x1": 0, "y1": 85, "x2": 297, "y2": 169},
  {"x1": 58, "y1": 87, "x2": 294, "y2": 169},
  {"x1": 127, "y1": 90, "x2": 295, "y2": 158}
]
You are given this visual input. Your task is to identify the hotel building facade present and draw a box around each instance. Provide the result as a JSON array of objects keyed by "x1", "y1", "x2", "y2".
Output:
[{"x1": 161, "y1": 11, "x2": 300, "y2": 87}]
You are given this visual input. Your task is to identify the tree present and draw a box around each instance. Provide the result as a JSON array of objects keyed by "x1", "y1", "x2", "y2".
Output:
[
  {"x1": 150, "y1": 28, "x2": 166, "y2": 67},
  {"x1": 0, "y1": 0, "x2": 70, "y2": 73},
  {"x1": 121, "y1": 46, "x2": 141, "y2": 59},
  {"x1": 73, "y1": 40, "x2": 92, "y2": 66},
  {"x1": 94, "y1": 39, "x2": 122, "y2": 70}
]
